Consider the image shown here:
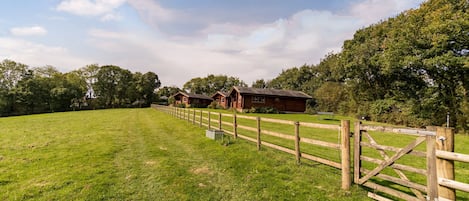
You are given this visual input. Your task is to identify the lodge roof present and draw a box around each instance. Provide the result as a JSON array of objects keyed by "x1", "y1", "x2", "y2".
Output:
[
  {"x1": 230, "y1": 86, "x2": 312, "y2": 99},
  {"x1": 172, "y1": 91, "x2": 213, "y2": 100},
  {"x1": 211, "y1": 91, "x2": 230, "y2": 98}
]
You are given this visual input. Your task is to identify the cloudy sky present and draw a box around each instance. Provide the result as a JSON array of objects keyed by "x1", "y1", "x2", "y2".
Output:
[{"x1": 0, "y1": 0, "x2": 424, "y2": 87}]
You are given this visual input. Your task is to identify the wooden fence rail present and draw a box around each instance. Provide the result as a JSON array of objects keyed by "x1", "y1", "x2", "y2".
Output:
[{"x1": 153, "y1": 105, "x2": 469, "y2": 200}]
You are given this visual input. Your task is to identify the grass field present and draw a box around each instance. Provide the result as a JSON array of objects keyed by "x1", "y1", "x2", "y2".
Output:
[{"x1": 0, "y1": 108, "x2": 371, "y2": 200}]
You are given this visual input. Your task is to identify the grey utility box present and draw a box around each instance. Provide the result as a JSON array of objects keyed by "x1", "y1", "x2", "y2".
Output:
[{"x1": 206, "y1": 129, "x2": 224, "y2": 140}]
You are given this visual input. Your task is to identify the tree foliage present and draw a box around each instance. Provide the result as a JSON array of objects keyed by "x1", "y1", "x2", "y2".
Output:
[{"x1": 183, "y1": 74, "x2": 246, "y2": 95}]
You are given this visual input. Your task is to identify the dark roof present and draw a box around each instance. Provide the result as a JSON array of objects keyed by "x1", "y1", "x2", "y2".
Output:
[
  {"x1": 211, "y1": 91, "x2": 229, "y2": 98},
  {"x1": 173, "y1": 91, "x2": 213, "y2": 100},
  {"x1": 230, "y1": 86, "x2": 312, "y2": 99}
]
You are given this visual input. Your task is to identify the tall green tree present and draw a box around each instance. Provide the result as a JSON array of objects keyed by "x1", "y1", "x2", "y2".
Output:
[
  {"x1": 0, "y1": 59, "x2": 28, "y2": 115},
  {"x1": 94, "y1": 65, "x2": 133, "y2": 107}
]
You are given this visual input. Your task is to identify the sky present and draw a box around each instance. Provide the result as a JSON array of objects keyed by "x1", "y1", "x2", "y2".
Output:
[{"x1": 0, "y1": 0, "x2": 425, "y2": 88}]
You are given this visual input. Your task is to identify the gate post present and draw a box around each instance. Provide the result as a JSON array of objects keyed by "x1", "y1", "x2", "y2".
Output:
[
  {"x1": 341, "y1": 120, "x2": 351, "y2": 190},
  {"x1": 427, "y1": 134, "x2": 438, "y2": 200},
  {"x1": 353, "y1": 121, "x2": 362, "y2": 184},
  {"x1": 436, "y1": 127, "x2": 455, "y2": 200}
]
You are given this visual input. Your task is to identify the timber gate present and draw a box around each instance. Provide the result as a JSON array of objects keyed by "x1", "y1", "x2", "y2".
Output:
[{"x1": 354, "y1": 122, "x2": 438, "y2": 201}]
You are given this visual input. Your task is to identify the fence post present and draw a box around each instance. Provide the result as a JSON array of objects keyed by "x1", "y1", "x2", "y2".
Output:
[
  {"x1": 294, "y1": 121, "x2": 301, "y2": 164},
  {"x1": 233, "y1": 113, "x2": 238, "y2": 138},
  {"x1": 436, "y1": 127, "x2": 455, "y2": 200},
  {"x1": 341, "y1": 120, "x2": 351, "y2": 190},
  {"x1": 218, "y1": 113, "x2": 222, "y2": 130},
  {"x1": 199, "y1": 110, "x2": 202, "y2": 127},
  {"x1": 257, "y1": 117, "x2": 261, "y2": 150},
  {"x1": 193, "y1": 110, "x2": 196, "y2": 124},
  {"x1": 354, "y1": 121, "x2": 362, "y2": 184},
  {"x1": 427, "y1": 134, "x2": 438, "y2": 200},
  {"x1": 208, "y1": 111, "x2": 211, "y2": 130}
]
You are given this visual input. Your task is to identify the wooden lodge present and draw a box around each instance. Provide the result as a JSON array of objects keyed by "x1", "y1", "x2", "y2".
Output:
[
  {"x1": 228, "y1": 86, "x2": 312, "y2": 112},
  {"x1": 172, "y1": 92, "x2": 213, "y2": 108},
  {"x1": 211, "y1": 91, "x2": 230, "y2": 109}
]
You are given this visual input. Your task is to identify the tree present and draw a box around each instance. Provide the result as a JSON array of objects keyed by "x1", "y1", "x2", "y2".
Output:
[
  {"x1": 183, "y1": 74, "x2": 246, "y2": 95},
  {"x1": 313, "y1": 82, "x2": 346, "y2": 112},
  {"x1": 130, "y1": 71, "x2": 161, "y2": 107},
  {"x1": 157, "y1": 86, "x2": 181, "y2": 98},
  {"x1": 251, "y1": 79, "x2": 267, "y2": 88},
  {"x1": 94, "y1": 65, "x2": 132, "y2": 108},
  {"x1": 0, "y1": 59, "x2": 28, "y2": 115}
]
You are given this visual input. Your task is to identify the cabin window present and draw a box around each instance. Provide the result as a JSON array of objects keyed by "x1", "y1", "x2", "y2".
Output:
[
  {"x1": 275, "y1": 97, "x2": 280, "y2": 102},
  {"x1": 183, "y1": 97, "x2": 187, "y2": 102},
  {"x1": 252, "y1": 96, "x2": 265, "y2": 103},
  {"x1": 221, "y1": 97, "x2": 225, "y2": 102}
]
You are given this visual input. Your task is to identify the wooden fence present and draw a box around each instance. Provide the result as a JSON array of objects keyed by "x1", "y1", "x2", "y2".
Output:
[
  {"x1": 153, "y1": 105, "x2": 352, "y2": 190},
  {"x1": 152, "y1": 105, "x2": 469, "y2": 200}
]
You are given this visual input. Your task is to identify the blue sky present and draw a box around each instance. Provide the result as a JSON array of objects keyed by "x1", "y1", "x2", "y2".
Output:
[{"x1": 0, "y1": 0, "x2": 424, "y2": 87}]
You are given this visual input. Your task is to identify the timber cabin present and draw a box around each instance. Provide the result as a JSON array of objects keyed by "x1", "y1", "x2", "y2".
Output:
[
  {"x1": 172, "y1": 92, "x2": 213, "y2": 108},
  {"x1": 228, "y1": 86, "x2": 312, "y2": 112},
  {"x1": 211, "y1": 91, "x2": 230, "y2": 109}
]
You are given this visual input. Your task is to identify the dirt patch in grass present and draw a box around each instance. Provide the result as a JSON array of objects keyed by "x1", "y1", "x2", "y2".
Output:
[{"x1": 191, "y1": 166, "x2": 213, "y2": 175}]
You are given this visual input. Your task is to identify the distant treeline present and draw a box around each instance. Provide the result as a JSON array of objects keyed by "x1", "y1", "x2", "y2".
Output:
[{"x1": 0, "y1": 61, "x2": 161, "y2": 116}]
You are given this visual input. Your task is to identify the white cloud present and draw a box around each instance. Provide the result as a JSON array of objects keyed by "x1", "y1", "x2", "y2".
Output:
[
  {"x1": 10, "y1": 26, "x2": 48, "y2": 36},
  {"x1": 350, "y1": 0, "x2": 423, "y2": 24},
  {"x1": 127, "y1": 0, "x2": 174, "y2": 28},
  {"x1": 101, "y1": 13, "x2": 122, "y2": 21},
  {"x1": 0, "y1": 37, "x2": 91, "y2": 71},
  {"x1": 56, "y1": 0, "x2": 126, "y2": 21}
]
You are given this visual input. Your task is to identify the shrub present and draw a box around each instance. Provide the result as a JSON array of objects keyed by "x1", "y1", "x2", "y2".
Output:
[
  {"x1": 207, "y1": 101, "x2": 222, "y2": 109},
  {"x1": 247, "y1": 107, "x2": 279, "y2": 114}
]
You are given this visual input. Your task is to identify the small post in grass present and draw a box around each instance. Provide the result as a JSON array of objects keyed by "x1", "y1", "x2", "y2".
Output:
[
  {"x1": 257, "y1": 117, "x2": 261, "y2": 150},
  {"x1": 294, "y1": 121, "x2": 301, "y2": 164}
]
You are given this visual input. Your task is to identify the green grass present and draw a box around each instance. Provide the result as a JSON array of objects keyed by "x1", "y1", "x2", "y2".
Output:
[{"x1": 0, "y1": 108, "x2": 370, "y2": 200}]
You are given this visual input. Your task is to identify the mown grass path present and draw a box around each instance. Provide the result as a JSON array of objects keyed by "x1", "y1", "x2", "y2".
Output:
[{"x1": 0, "y1": 108, "x2": 369, "y2": 200}]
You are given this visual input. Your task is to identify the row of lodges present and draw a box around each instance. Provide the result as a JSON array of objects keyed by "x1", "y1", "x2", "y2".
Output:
[{"x1": 172, "y1": 86, "x2": 312, "y2": 113}]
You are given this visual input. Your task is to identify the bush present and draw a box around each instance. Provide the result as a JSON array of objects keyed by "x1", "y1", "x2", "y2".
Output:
[
  {"x1": 207, "y1": 101, "x2": 222, "y2": 109},
  {"x1": 247, "y1": 107, "x2": 279, "y2": 114}
]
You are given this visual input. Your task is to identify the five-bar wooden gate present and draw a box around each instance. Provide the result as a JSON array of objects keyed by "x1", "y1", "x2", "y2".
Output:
[{"x1": 354, "y1": 122, "x2": 438, "y2": 201}]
